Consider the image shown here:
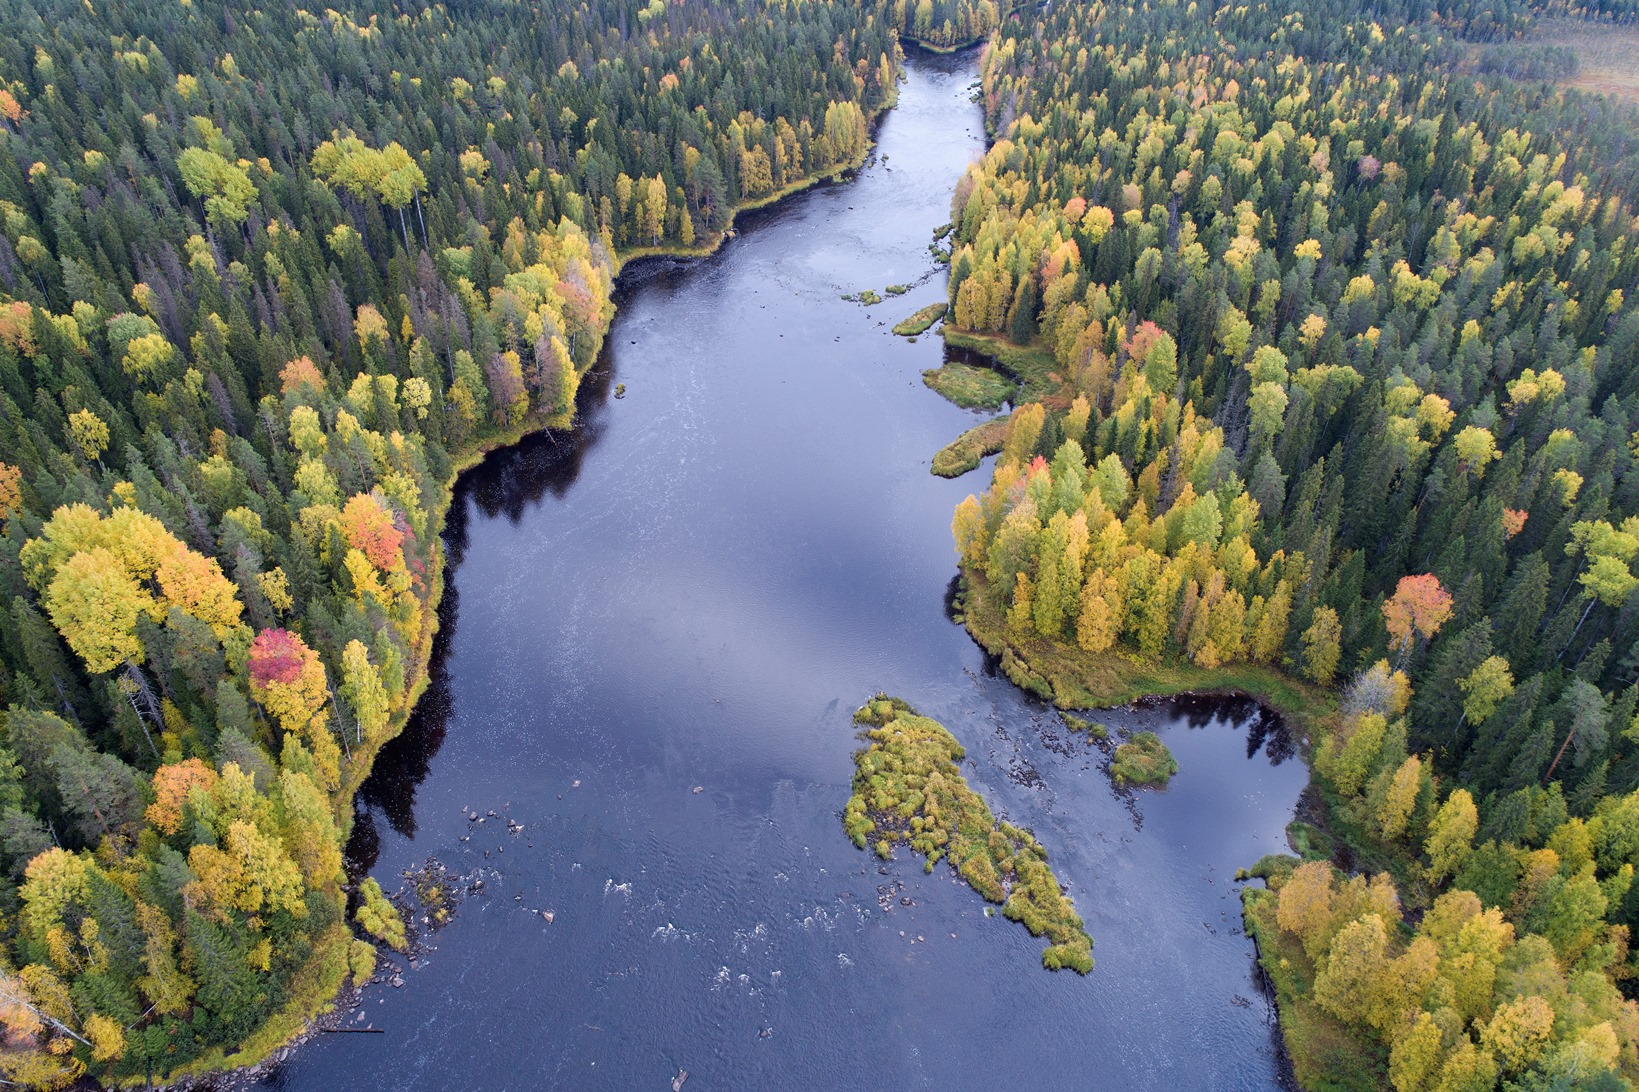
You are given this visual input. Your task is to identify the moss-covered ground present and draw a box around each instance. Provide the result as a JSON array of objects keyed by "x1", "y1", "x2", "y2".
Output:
[{"x1": 844, "y1": 695, "x2": 1094, "y2": 973}]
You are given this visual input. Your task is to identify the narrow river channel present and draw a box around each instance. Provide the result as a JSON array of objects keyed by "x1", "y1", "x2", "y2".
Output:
[{"x1": 254, "y1": 49, "x2": 1307, "y2": 1091}]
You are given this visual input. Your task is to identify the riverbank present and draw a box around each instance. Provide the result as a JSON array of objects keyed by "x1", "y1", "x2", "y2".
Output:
[
  {"x1": 899, "y1": 32, "x2": 989, "y2": 54},
  {"x1": 925, "y1": 328, "x2": 1067, "y2": 475},
  {"x1": 248, "y1": 49, "x2": 1305, "y2": 1087},
  {"x1": 956, "y1": 569, "x2": 1334, "y2": 737},
  {"x1": 613, "y1": 60, "x2": 901, "y2": 277},
  {"x1": 936, "y1": 331, "x2": 1392, "y2": 1092},
  {"x1": 159, "y1": 68, "x2": 914, "y2": 1090},
  {"x1": 1242, "y1": 880, "x2": 1383, "y2": 1091}
]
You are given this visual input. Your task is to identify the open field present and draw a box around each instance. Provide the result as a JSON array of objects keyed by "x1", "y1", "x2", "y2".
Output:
[{"x1": 1468, "y1": 17, "x2": 1639, "y2": 103}]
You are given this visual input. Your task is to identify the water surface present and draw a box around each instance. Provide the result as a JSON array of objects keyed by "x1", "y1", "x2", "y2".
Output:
[{"x1": 260, "y1": 50, "x2": 1305, "y2": 1091}]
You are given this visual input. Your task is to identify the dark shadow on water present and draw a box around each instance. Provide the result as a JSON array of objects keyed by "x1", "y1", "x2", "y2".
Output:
[
  {"x1": 943, "y1": 574, "x2": 965, "y2": 623},
  {"x1": 464, "y1": 346, "x2": 616, "y2": 524},
  {"x1": 1247, "y1": 704, "x2": 1297, "y2": 765},
  {"x1": 343, "y1": 575, "x2": 456, "y2": 878},
  {"x1": 899, "y1": 38, "x2": 985, "y2": 71},
  {"x1": 343, "y1": 335, "x2": 620, "y2": 877},
  {"x1": 941, "y1": 341, "x2": 1020, "y2": 409},
  {"x1": 1131, "y1": 692, "x2": 1297, "y2": 766}
]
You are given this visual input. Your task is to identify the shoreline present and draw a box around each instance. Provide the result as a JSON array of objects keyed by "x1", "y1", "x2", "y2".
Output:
[
  {"x1": 898, "y1": 32, "x2": 989, "y2": 55},
  {"x1": 142, "y1": 60, "x2": 914, "y2": 1092},
  {"x1": 938, "y1": 339, "x2": 1345, "y2": 1092},
  {"x1": 955, "y1": 568, "x2": 1334, "y2": 738}
]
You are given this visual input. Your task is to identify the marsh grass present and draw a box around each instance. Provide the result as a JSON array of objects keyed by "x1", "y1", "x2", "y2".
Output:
[
  {"x1": 940, "y1": 329, "x2": 1063, "y2": 404},
  {"x1": 1470, "y1": 17, "x2": 1639, "y2": 104},
  {"x1": 931, "y1": 418, "x2": 1009, "y2": 477},
  {"x1": 1060, "y1": 712, "x2": 1108, "y2": 740},
  {"x1": 922, "y1": 361, "x2": 1016, "y2": 408},
  {"x1": 844, "y1": 695, "x2": 1094, "y2": 973},
  {"x1": 893, "y1": 302, "x2": 949, "y2": 336},
  {"x1": 1110, "y1": 730, "x2": 1177, "y2": 787}
]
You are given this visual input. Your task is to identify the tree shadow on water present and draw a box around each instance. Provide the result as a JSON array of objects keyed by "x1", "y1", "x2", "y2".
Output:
[
  {"x1": 1154, "y1": 693, "x2": 1296, "y2": 766},
  {"x1": 346, "y1": 337, "x2": 620, "y2": 877},
  {"x1": 464, "y1": 340, "x2": 617, "y2": 525}
]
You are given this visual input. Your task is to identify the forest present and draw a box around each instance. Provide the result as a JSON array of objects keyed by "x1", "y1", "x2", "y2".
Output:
[
  {"x1": 887, "y1": 0, "x2": 1008, "y2": 51},
  {"x1": 941, "y1": 0, "x2": 1639, "y2": 1085},
  {"x1": 7, "y1": 0, "x2": 1639, "y2": 1081},
  {"x1": 0, "y1": 0, "x2": 900, "y2": 1084}
]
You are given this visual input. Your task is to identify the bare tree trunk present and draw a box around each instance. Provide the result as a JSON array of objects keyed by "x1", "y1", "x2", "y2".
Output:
[
  {"x1": 122, "y1": 662, "x2": 162, "y2": 759},
  {"x1": 1550, "y1": 556, "x2": 1587, "y2": 619},
  {"x1": 1558, "y1": 596, "x2": 1599, "y2": 662},
  {"x1": 0, "y1": 982, "x2": 92, "y2": 1046},
  {"x1": 1545, "y1": 727, "x2": 1576, "y2": 784},
  {"x1": 329, "y1": 688, "x2": 355, "y2": 759}
]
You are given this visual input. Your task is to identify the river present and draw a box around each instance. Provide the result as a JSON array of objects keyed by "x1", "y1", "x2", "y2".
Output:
[{"x1": 254, "y1": 48, "x2": 1307, "y2": 1091}]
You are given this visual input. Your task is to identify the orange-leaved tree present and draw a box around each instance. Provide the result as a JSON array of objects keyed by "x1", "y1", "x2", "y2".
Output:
[{"x1": 1382, "y1": 574, "x2": 1452, "y2": 665}]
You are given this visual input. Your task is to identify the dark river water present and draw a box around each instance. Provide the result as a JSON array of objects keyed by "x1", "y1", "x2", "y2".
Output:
[{"x1": 256, "y1": 49, "x2": 1307, "y2": 1091}]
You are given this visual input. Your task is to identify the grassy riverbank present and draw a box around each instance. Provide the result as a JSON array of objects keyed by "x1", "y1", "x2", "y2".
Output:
[
  {"x1": 940, "y1": 329, "x2": 1063, "y2": 404},
  {"x1": 846, "y1": 696, "x2": 1094, "y2": 972},
  {"x1": 614, "y1": 149, "x2": 881, "y2": 275},
  {"x1": 932, "y1": 417, "x2": 1010, "y2": 477},
  {"x1": 926, "y1": 329, "x2": 1069, "y2": 477},
  {"x1": 899, "y1": 31, "x2": 989, "y2": 54},
  {"x1": 1242, "y1": 884, "x2": 1386, "y2": 1092}
]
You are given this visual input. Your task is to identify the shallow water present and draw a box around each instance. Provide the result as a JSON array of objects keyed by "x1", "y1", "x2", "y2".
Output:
[{"x1": 257, "y1": 49, "x2": 1306, "y2": 1091}]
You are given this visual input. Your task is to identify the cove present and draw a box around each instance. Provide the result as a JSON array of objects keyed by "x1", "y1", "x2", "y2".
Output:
[{"x1": 252, "y1": 50, "x2": 1307, "y2": 1091}]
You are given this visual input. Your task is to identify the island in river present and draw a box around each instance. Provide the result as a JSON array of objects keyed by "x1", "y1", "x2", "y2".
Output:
[
  {"x1": 250, "y1": 48, "x2": 1307, "y2": 1091},
  {"x1": 845, "y1": 695, "x2": 1093, "y2": 973}
]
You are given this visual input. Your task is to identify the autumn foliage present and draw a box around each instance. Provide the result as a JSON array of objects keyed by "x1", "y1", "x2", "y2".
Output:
[
  {"x1": 145, "y1": 759, "x2": 220, "y2": 836},
  {"x1": 279, "y1": 355, "x2": 326, "y2": 394},
  {"x1": 247, "y1": 628, "x2": 309, "y2": 689},
  {"x1": 0, "y1": 0, "x2": 910, "y2": 1081},
  {"x1": 1381, "y1": 574, "x2": 1454, "y2": 656},
  {"x1": 339, "y1": 493, "x2": 405, "y2": 571}
]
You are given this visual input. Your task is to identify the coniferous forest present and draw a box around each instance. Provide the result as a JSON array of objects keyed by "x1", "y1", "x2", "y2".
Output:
[
  {"x1": 5, "y1": 0, "x2": 1639, "y2": 1085},
  {"x1": 0, "y1": 0, "x2": 899, "y2": 1083},
  {"x1": 941, "y1": 0, "x2": 1639, "y2": 1085}
]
